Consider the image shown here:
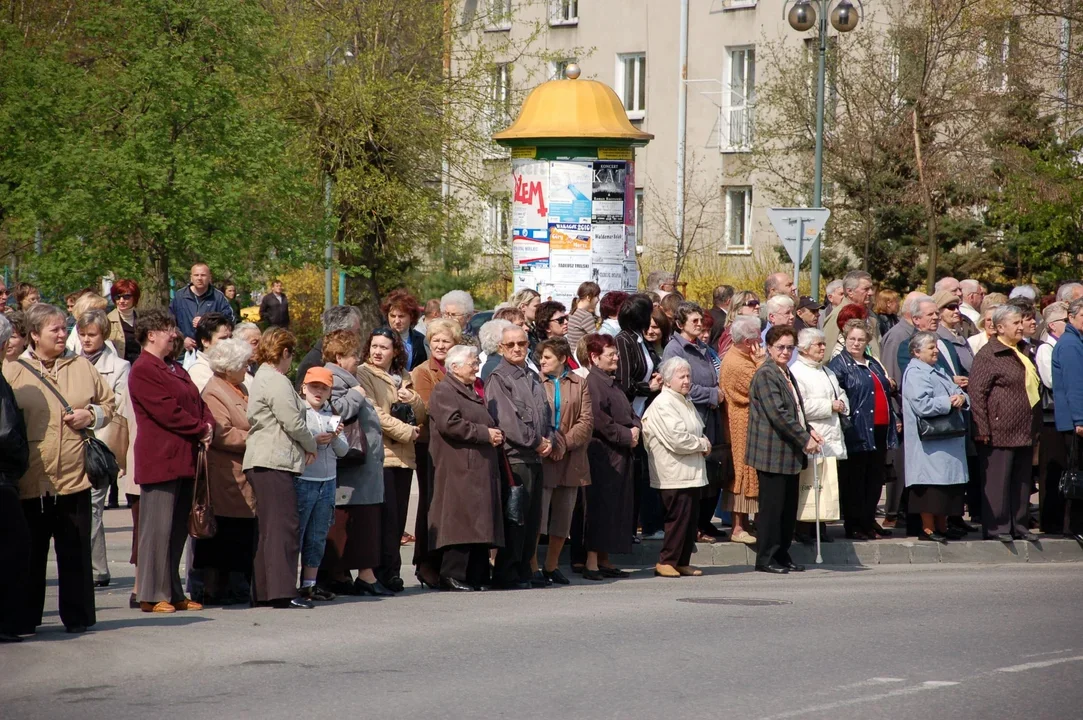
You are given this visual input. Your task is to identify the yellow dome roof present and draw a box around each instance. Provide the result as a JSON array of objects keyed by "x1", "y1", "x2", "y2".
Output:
[{"x1": 492, "y1": 76, "x2": 653, "y2": 145}]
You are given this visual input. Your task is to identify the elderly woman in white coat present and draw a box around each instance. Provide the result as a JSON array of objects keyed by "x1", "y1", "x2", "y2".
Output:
[
  {"x1": 76, "y1": 310, "x2": 132, "y2": 589},
  {"x1": 642, "y1": 357, "x2": 711, "y2": 579},
  {"x1": 791, "y1": 328, "x2": 847, "y2": 543},
  {"x1": 902, "y1": 331, "x2": 970, "y2": 543}
]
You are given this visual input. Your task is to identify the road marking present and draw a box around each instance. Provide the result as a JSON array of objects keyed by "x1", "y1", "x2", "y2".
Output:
[
  {"x1": 995, "y1": 656, "x2": 1083, "y2": 673},
  {"x1": 921, "y1": 681, "x2": 960, "y2": 687},
  {"x1": 1021, "y1": 648, "x2": 1075, "y2": 659}
]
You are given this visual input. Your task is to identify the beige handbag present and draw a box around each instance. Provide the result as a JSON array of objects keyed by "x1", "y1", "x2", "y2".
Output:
[{"x1": 797, "y1": 455, "x2": 840, "y2": 522}]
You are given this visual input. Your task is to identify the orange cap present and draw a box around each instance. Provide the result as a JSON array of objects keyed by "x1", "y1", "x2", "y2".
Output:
[{"x1": 303, "y1": 367, "x2": 334, "y2": 388}]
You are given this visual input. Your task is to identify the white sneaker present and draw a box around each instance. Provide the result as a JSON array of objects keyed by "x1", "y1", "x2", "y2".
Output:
[{"x1": 642, "y1": 530, "x2": 665, "y2": 541}]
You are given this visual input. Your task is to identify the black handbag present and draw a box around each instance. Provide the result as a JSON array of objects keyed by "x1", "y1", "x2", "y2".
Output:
[
  {"x1": 337, "y1": 416, "x2": 367, "y2": 467},
  {"x1": 1061, "y1": 434, "x2": 1083, "y2": 500},
  {"x1": 917, "y1": 408, "x2": 968, "y2": 440},
  {"x1": 390, "y1": 401, "x2": 416, "y2": 426},
  {"x1": 499, "y1": 448, "x2": 526, "y2": 525},
  {"x1": 18, "y1": 359, "x2": 119, "y2": 491}
]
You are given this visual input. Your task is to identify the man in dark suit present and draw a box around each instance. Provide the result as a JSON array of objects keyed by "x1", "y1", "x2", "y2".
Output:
[
  {"x1": 746, "y1": 325, "x2": 823, "y2": 574},
  {"x1": 708, "y1": 284, "x2": 734, "y2": 348},
  {"x1": 259, "y1": 280, "x2": 290, "y2": 329}
]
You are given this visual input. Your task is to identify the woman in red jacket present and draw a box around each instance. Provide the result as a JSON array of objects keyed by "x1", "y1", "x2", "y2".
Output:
[{"x1": 128, "y1": 308, "x2": 214, "y2": 614}]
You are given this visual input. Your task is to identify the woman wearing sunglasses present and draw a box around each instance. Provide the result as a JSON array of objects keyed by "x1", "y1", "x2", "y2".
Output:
[
  {"x1": 108, "y1": 280, "x2": 142, "y2": 366},
  {"x1": 716, "y1": 291, "x2": 761, "y2": 356}
]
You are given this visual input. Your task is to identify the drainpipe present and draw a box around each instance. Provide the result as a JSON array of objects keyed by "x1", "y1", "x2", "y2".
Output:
[{"x1": 675, "y1": 0, "x2": 689, "y2": 262}]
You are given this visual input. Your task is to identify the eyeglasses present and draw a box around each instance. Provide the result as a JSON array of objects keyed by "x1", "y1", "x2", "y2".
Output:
[
  {"x1": 944, "y1": 304, "x2": 960, "y2": 311},
  {"x1": 745, "y1": 300, "x2": 760, "y2": 308},
  {"x1": 115, "y1": 294, "x2": 133, "y2": 301},
  {"x1": 1051, "y1": 317, "x2": 1068, "y2": 324},
  {"x1": 551, "y1": 316, "x2": 569, "y2": 324},
  {"x1": 502, "y1": 340, "x2": 529, "y2": 349},
  {"x1": 772, "y1": 344, "x2": 796, "y2": 352}
]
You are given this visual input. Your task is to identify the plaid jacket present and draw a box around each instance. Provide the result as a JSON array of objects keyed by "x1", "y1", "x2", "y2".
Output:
[{"x1": 745, "y1": 360, "x2": 812, "y2": 475}]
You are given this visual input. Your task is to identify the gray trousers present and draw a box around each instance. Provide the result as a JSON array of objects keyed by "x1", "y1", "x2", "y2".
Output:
[
  {"x1": 136, "y1": 478, "x2": 194, "y2": 604},
  {"x1": 90, "y1": 486, "x2": 110, "y2": 582}
]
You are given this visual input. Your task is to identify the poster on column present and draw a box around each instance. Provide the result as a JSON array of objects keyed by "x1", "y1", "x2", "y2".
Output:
[
  {"x1": 591, "y1": 161, "x2": 626, "y2": 223},
  {"x1": 512, "y1": 159, "x2": 550, "y2": 231},
  {"x1": 514, "y1": 266, "x2": 547, "y2": 293},
  {"x1": 548, "y1": 161, "x2": 593, "y2": 224},
  {"x1": 549, "y1": 223, "x2": 591, "y2": 253},
  {"x1": 624, "y1": 161, "x2": 637, "y2": 237},
  {"x1": 624, "y1": 258, "x2": 640, "y2": 289},
  {"x1": 591, "y1": 224, "x2": 625, "y2": 265},
  {"x1": 512, "y1": 228, "x2": 550, "y2": 270},
  {"x1": 592, "y1": 263, "x2": 624, "y2": 293}
]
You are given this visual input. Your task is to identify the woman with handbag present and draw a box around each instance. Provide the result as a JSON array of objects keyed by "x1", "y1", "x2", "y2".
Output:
[
  {"x1": 792, "y1": 327, "x2": 848, "y2": 543},
  {"x1": 3, "y1": 303, "x2": 117, "y2": 634},
  {"x1": 970, "y1": 305, "x2": 1042, "y2": 543},
  {"x1": 661, "y1": 302, "x2": 727, "y2": 543},
  {"x1": 428, "y1": 345, "x2": 505, "y2": 590},
  {"x1": 828, "y1": 319, "x2": 898, "y2": 540},
  {"x1": 126, "y1": 308, "x2": 212, "y2": 614},
  {"x1": 243, "y1": 328, "x2": 319, "y2": 609},
  {"x1": 410, "y1": 318, "x2": 462, "y2": 589},
  {"x1": 719, "y1": 315, "x2": 763, "y2": 544},
  {"x1": 321, "y1": 330, "x2": 392, "y2": 597},
  {"x1": 358, "y1": 327, "x2": 427, "y2": 593},
  {"x1": 901, "y1": 331, "x2": 970, "y2": 543},
  {"x1": 194, "y1": 338, "x2": 257, "y2": 605}
]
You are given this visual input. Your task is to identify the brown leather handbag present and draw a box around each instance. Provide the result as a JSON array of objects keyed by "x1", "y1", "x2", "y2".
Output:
[{"x1": 188, "y1": 446, "x2": 217, "y2": 539}]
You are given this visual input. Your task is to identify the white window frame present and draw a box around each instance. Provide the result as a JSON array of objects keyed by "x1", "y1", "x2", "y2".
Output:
[
  {"x1": 634, "y1": 189, "x2": 645, "y2": 249},
  {"x1": 723, "y1": 186, "x2": 753, "y2": 249},
  {"x1": 977, "y1": 23, "x2": 1010, "y2": 92},
  {"x1": 488, "y1": 63, "x2": 512, "y2": 135},
  {"x1": 483, "y1": 0, "x2": 513, "y2": 32},
  {"x1": 484, "y1": 195, "x2": 511, "y2": 255},
  {"x1": 721, "y1": 46, "x2": 755, "y2": 152},
  {"x1": 615, "y1": 53, "x2": 647, "y2": 120},
  {"x1": 549, "y1": 0, "x2": 578, "y2": 26},
  {"x1": 721, "y1": 0, "x2": 758, "y2": 9},
  {"x1": 548, "y1": 58, "x2": 578, "y2": 81}
]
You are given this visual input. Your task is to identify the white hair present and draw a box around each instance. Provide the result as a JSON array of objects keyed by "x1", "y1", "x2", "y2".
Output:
[
  {"x1": 658, "y1": 356, "x2": 691, "y2": 385},
  {"x1": 992, "y1": 304, "x2": 1024, "y2": 328},
  {"x1": 934, "y1": 277, "x2": 959, "y2": 292},
  {"x1": 233, "y1": 321, "x2": 261, "y2": 341},
  {"x1": 206, "y1": 337, "x2": 254, "y2": 374},
  {"x1": 825, "y1": 279, "x2": 844, "y2": 296},
  {"x1": 1009, "y1": 285, "x2": 1038, "y2": 301},
  {"x1": 908, "y1": 331, "x2": 938, "y2": 357},
  {"x1": 0, "y1": 312, "x2": 11, "y2": 348},
  {"x1": 321, "y1": 305, "x2": 362, "y2": 334},
  {"x1": 729, "y1": 315, "x2": 762, "y2": 344},
  {"x1": 1042, "y1": 301, "x2": 1068, "y2": 324},
  {"x1": 904, "y1": 293, "x2": 935, "y2": 318},
  {"x1": 440, "y1": 290, "x2": 475, "y2": 315},
  {"x1": 445, "y1": 344, "x2": 479, "y2": 372},
  {"x1": 842, "y1": 270, "x2": 872, "y2": 292},
  {"x1": 765, "y1": 295, "x2": 795, "y2": 316},
  {"x1": 960, "y1": 279, "x2": 981, "y2": 295},
  {"x1": 1055, "y1": 282, "x2": 1083, "y2": 303},
  {"x1": 478, "y1": 319, "x2": 513, "y2": 354},
  {"x1": 797, "y1": 327, "x2": 825, "y2": 353}
]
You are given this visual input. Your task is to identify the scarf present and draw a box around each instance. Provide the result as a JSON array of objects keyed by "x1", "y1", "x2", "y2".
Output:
[
  {"x1": 84, "y1": 348, "x2": 105, "y2": 366},
  {"x1": 999, "y1": 338, "x2": 1040, "y2": 408},
  {"x1": 547, "y1": 370, "x2": 567, "y2": 429}
]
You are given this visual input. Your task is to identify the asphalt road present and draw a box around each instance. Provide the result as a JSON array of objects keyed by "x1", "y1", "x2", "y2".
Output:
[{"x1": 2, "y1": 562, "x2": 1081, "y2": 720}]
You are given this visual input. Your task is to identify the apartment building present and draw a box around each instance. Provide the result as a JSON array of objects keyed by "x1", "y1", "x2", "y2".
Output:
[{"x1": 464, "y1": 0, "x2": 831, "y2": 266}]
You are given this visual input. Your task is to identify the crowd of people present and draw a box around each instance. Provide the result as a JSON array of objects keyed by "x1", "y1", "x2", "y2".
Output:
[{"x1": 1, "y1": 265, "x2": 1082, "y2": 641}]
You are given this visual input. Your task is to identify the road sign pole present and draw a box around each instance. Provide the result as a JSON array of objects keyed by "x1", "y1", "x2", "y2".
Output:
[{"x1": 794, "y1": 216, "x2": 804, "y2": 295}]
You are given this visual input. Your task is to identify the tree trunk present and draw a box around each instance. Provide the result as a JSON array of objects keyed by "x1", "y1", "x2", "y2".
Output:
[
  {"x1": 912, "y1": 106, "x2": 937, "y2": 293},
  {"x1": 148, "y1": 236, "x2": 171, "y2": 307}
]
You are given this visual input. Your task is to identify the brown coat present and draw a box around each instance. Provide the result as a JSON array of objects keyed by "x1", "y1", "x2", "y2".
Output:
[
  {"x1": 969, "y1": 339, "x2": 1041, "y2": 448},
  {"x1": 411, "y1": 357, "x2": 445, "y2": 444},
  {"x1": 541, "y1": 371, "x2": 594, "y2": 488},
  {"x1": 358, "y1": 363, "x2": 427, "y2": 469},
  {"x1": 427, "y1": 375, "x2": 504, "y2": 549},
  {"x1": 720, "y1": 345, "x2": 759, "y2": 500},
  {"x1": 201, "y1": 374, "x2": 256, "y2": 518},
  {"x1": 4, "y1": 351, "x2": 116, "y2": 499}
]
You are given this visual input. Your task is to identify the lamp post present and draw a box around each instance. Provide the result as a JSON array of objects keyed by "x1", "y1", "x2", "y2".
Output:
[{"x1": 784, "y1": 0, "x2": 861, "y2": 300}]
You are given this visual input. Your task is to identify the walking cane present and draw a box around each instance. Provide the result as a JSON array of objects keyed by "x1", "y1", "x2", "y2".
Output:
[{"x1": 812, "y1": 452, "x2": 823, "y2": 565}]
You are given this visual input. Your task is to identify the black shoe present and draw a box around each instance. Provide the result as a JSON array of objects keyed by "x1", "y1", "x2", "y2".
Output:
[
  {"x1": 944, "y1": 527, "x2": 966, "y2": 540},
  {"x1": 1064, "y1": 532, "x2": 1083, "y2": 543},
  {"x1": 598, "y1": 566, "x2": 629, "y2": 578},
  {"x1": 299, "y1": 585, "x2": 336, "y2": 602},
  {"x1": 794, "y1": 532, "x2": 814, "y2": 546},
  {"x1": 129, "y1": 593, "x2": 139, "y2": 609},
  {"x1": 754, "y1": 564, "x2": 788, "y2": 574},
  {"x1": 384, "y1": 576, "x2": 405, "y2": 593},
  {"x1": 920, "y1": 531, "x2": 948, "y2": 544},
  {"x1": 415, "y1": 572, "x2": 439, "y2": 590},
  {"x1": 0, "y1": 632, "x2": 23, "y2": 643},
  {"x1": 530, "y1": 570, "x2": 551, "y2": 587},
  {"x1": 543, "y1": 568, "x2": 570, "y2": 585},
  {"x1": 996, "y1": 534, "x2": 1014, "y2": 543},
  {"x1": 326, "y1": 579, "x2": 361, "y2": 597},
  {"x1": 94, "y1": 579, "x2": 110, "y2": 588},
  {"x1": 65, "y1": 625, "x2": 88, "y2": 634},
  {"x1": 820, "y1": 531, "x2": 834, "y2": 543},
  {"x1": 778, "y1": 560, "x2": 805, "y2": 572},
  {"x1": 872, "y1": 525, "x2": 893, "y2": 538},
  {"x1": 440, "y1": 577, "x2": 475, "y2": 592},
  {"x1": 288, "y1": 597, "x2": 314, "y2": 609},
  {"x1": 1016, "y1": 532, "x2": 1040, "y2": 542},
  {"x1": 950, "y1": 518, "x2": 980, "y2": 533},
  {"x1": 492, "y1": 580, "x2": 532, "y2": 589},
  {"x1": 631, "y1": 534, "x2": 642, "y2": 544},
  {"x1": 355, "y1": 578, "x2": 394, "y2": 597},
  {"x1": 581, "y1": 569, "x2": 606, "y2": 581}
]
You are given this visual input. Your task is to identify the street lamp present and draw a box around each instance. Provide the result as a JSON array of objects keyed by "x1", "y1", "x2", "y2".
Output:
[{"x1": 784, "y1": 0, "x2": 863, "y2": 299}]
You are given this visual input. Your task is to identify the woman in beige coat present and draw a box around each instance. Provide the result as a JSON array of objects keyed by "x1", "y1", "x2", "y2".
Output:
[
  {"x1": 536, "y1": 338, "x2": 593, "y2": 586},
  {"x1": 643, "y1": 357, "x2": 710, "y2": 578},
  {"x1": 3, "y1": 303, "x2": 116, "y2": 634},
  {"x1": 357, "y1": 327, "x2": 426, "y2": 593},
  {"x1": 195, "y1": 338, "x2": 256, "y2": 605}
]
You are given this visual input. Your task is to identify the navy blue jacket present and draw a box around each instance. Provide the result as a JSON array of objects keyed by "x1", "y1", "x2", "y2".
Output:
[
  {"x1": 828, "y1": 351, "x2": 898, "y2": 454},
  {"x1": 1053, "y1": 323, "x2": 1083, "y2": 432},
  {"x1": 169, "y1": 285, "x2": 235, "y2": 339}
]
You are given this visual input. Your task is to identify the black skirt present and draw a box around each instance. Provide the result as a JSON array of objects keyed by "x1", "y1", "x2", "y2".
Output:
[
  {"x1": 192, "y1": 516, "x2": 256, "y2": 572},
  {"x1": 583, "y1": 464, "x2": 634, "y2": 555},
  {"x1": 908, "y1": 484, "x2": 965, "y2": 516},
  {"x1": 321, "y1": 504, "x2": 381, "y2": 572}
]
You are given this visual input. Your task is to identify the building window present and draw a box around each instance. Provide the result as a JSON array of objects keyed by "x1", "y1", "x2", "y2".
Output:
[
  {"x1": 483, "y1": 0, "x2": 512, "y2": 31},
  {"x1": 720, "y1": 0, "x2": 758, "y2": 8},
  {"x1": 977, "y1": 21, "x2": 1015, "y2": 92},
  {"x1": 722, "y1": 47, "x2": 755, "y2": 151},
  {"x1": 485, "y1": 195, "x2": 511, "y2": 254},
  {"x1": 550, "y1": 0, "x2": 578, "y2": 25},
  {"x1": 488, "y1": 63, "x2": 512, "y2": 135},
  {"x1": 634, "y1": 189, "x2": 645, "y2": 248},
  {"x1": 616, "y1": 53, "x2": 646, "y2": 120},
  {"x1": 549, "y1": 58, "x2": 578, "y2": 80},
  {"x1": 723, "y1": 187, "x2": 752, "y2": 248}
]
